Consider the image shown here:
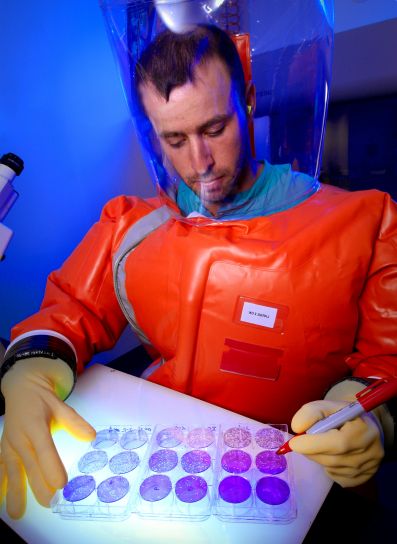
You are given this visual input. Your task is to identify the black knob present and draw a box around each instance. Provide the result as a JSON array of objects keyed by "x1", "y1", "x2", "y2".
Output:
[{"x1": 0, "y1": 153, "x2": 24, "y2": 176}]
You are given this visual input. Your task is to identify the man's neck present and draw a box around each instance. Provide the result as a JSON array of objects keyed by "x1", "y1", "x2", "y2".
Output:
[{"x1": 239, "y1": 157, "x2": 264, "y2": 193}]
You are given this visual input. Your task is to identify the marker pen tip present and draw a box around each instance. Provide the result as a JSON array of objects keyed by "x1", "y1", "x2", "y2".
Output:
[{"x1": 276, "y1": 441, "x2": 292, "y2": 455}]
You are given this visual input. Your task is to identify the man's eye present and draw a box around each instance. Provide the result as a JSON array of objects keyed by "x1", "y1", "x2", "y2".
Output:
[
  {"x1": 167, "y1": 139, "x2": 185, "y2": 149},
  {"x1": 206, "y1": 125, "x2": 225, "y2": 137}
]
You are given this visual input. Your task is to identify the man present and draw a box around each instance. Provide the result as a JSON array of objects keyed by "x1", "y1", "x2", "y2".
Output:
[{"x1": 1, "y1": 25, "x2": 396, "y2": 519}]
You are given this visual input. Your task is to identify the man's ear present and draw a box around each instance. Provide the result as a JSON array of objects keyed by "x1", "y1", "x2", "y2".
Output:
[{"x1": 245, "y1": 80, "x2": 256, "y2": 117}]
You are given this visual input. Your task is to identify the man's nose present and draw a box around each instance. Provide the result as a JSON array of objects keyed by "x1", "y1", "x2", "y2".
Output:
[{"x1": 190, "y1": 137, "x2": 214, "y2": 176}]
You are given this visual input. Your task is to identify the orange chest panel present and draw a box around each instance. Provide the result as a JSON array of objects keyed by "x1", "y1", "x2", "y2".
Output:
[
  {"x1": 123, "y1": 188, "x2": 374, "y2": 365},
  {"x1": 119, "y1": 187, "x2": 386, "y2": 422}
]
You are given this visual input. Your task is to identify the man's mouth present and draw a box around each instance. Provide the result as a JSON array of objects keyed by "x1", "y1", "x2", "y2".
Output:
[{"x1": 196, "y1": 176, "x2": 224, "y2": 191}]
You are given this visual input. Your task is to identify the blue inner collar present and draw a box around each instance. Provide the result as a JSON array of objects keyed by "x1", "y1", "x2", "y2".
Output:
[{"x1": 176, "y1": 161, "x2": 320, "y2": 220}]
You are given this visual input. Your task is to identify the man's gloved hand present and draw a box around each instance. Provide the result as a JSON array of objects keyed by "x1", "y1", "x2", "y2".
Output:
[
  {"x1": 289, "y1": 398, "x2": 384, "y2": 487},
  {"x1": 0, "y1": 357, "x2": 96, "y2": 519}
]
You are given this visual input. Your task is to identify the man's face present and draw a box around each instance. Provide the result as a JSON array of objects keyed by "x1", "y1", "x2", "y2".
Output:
[{"x1": 140, "y1": 57, "x2": 250, "y2": 214}]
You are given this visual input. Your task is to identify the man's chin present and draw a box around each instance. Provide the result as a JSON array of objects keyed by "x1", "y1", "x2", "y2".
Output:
[
  {"x1": 200, "y1": 193, "x2": 225, "y2": 206},
  {"x1": 198, "y1": 185, "x2": 221, "y2": 199}
]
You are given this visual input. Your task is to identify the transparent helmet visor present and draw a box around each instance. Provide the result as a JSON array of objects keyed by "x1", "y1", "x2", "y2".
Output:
[{"x1": 99, "y1": 0, "x2": 334, "y2": 223}]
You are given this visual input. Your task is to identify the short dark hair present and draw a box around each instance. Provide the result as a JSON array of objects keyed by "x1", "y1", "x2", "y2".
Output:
[{"x1": 134, "y1": 24, "x2": 246, "y2": 105}]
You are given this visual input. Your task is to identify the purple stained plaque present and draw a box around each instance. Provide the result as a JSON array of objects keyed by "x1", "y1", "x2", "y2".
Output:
[
  {"x1": 255, "y1": 427, "x2": 285, "y2": 449},
  {"x1": 181, "y1": 450, "x2": 211, "y2": 474},
  {"x1": 78, "y1": 450, "x2": 108, "y2": 473},
  {"x1": 97, "y1": 476, "x2": 130, "y2": 503},
  {"x1": 120, "y1": 428, "x2": 148, "y2": 450},
  {"x1": 221, "y1": 449, "x2": 251, "y2": 474},
  {"x1": 223, "y1": 427, "x2": 252, "y2": 449},
  {"x1": 218, "y1": 475, "x2": 251, "y2": 504},
  {"x1": 140, "y1": 474, "x2": 172, "y2": 502},
  {"x1": 256, "y1": 450, "x2": 287, "y2": 475},
  {"x1": 109, "y1": 451, "x2": 140, "y2": 474},
  {"x1": 187, "y1": 427, "x2": 214, "y2": 449},
  {"x1": 256, "y1": 476, "x2": 290, "y2": 505},
  {"x1": 92, "y1": 428, "x2": 119, "y2": 449},
  {"x1": 148, "y1": 449, "x2": 178, "y2": 473},
  {"x1": 175, "y1": 475, "x2": 208, "y2": 503},
  {"x1": 156, "y1": 426, "x2": 184, "y2": 448},
  {"x1": 63, "y1": 475, "x2": 96, "y2": 502}
]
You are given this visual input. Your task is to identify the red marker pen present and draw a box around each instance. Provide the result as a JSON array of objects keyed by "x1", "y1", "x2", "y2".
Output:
[{"x1": 277, "y1": 377, "x2": 397, "y2": 455}]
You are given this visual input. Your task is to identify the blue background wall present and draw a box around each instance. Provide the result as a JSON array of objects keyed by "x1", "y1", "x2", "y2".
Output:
[{"x1": 0, "y1": 0, "x2": 154, "y2": 359}]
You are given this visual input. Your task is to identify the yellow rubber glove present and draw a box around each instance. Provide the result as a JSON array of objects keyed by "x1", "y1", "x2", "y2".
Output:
[
  {"x1": 289, "y1": 381, "x2": 389, "y2": 487},
  {"x1": 0, "y1": 357, "x2": 96, "y2": 519}
]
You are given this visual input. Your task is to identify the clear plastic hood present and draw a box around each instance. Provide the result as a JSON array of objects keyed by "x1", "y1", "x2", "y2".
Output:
[{"x1": 99, "y1": 0, "x2": 334, "y2": 221}]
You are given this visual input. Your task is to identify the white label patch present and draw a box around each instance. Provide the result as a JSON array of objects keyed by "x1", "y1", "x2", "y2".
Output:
[{"x1": 241, "y1": 302, "x2": 278, "y2": 328}]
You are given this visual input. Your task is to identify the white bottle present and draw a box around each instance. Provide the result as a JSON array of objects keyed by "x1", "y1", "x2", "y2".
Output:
[{"x1": 0, "y1": 152, "x2": 24, "y2": 222}]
